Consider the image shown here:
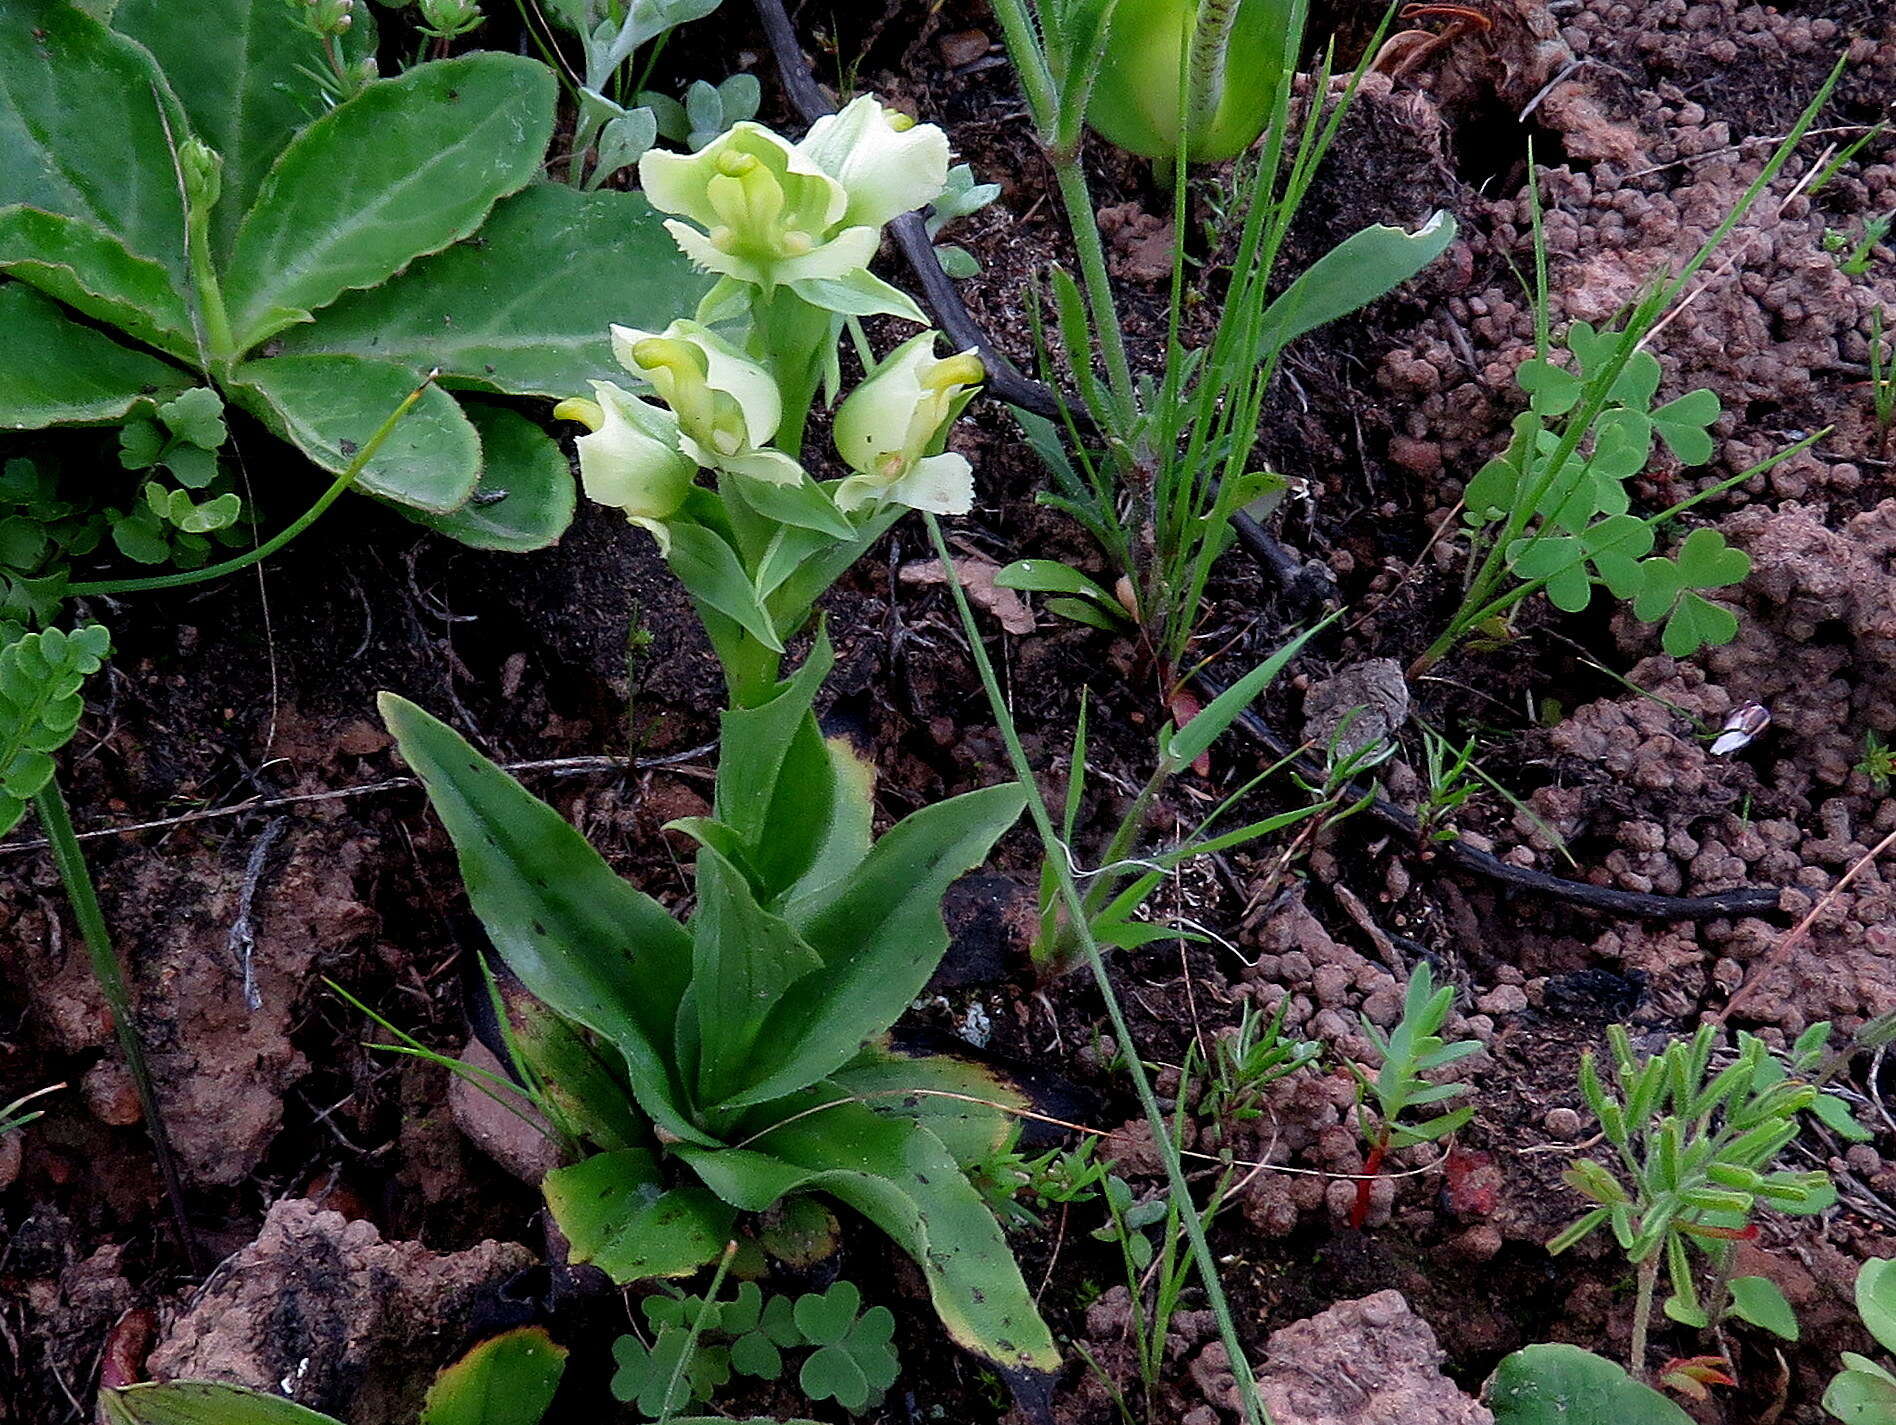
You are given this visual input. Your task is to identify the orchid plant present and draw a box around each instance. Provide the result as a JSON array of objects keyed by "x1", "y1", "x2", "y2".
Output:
[
  {"x1": 379, "y1": 98, "x2": 1062, "y2": 1387},
  {"x1": 552, "y1": 96, "x2": 979, "y2": 705}
]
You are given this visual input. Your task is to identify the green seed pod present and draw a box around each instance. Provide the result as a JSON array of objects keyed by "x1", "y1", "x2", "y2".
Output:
[{"x1": 1086, "y1": 0, "x2": 1296, "y2": 162}]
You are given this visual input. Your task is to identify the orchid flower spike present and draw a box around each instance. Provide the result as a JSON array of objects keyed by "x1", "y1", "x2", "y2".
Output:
[
  {"x1": 833, "y1": 333, "x2": 983, "y2": 515},
  {"x1": 610, "y1": 320, "x2": 803, "y2": 486},
  {"x1": 554, "y1": 382, "x2": 694, "y2": 552},
  {"x1": 638, "y1": 96, "x2": 949, "y2": 321}
]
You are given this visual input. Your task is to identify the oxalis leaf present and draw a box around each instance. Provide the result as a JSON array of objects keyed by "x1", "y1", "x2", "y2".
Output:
[
  {"x1": 1627, "y1": 527, "x2": 1749, "y2": 658},
  {"x1": 0, "y1": 624, "x2": 111, "y2": 837},
  {"x1": 222, "y1": 54, "x2": 556, "y2": 350}
]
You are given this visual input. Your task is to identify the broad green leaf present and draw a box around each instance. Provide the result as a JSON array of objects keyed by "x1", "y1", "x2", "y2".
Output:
[
  {"x1": 690, "y1": 846, "x2": 823, "y2": 1106},
  {"x1": 1859, "y1": 1257, "x2": 1896, "y2": 1355},
  {"x1": 718, "y1": 783, "x2": 1027, "y2": 1109},
  {"x1": 500, "y1": 983, "x2": 649, "y2": 1152},
  {"x1": 379, "y1": 693, "x2": 706, "y2": 1144},
  {"x1": 223, "y1": 54, "x2": 557, "y2": 350},
  {"x1": 99, "y1": 1383, "x2": 342, "y2": 1425},
  {"x1": 421, "y1": 1327, "x2": 567, "y2": 1425},
  {"x1": 0, "y1": 0, "x2": 189, "y2": 285},
  {"x1": 1486, "y1": 1343, "x2": 1691, "y2": 1425},
  {"x1": 544, "y1": 1148, "x2": 733, "y2": 1281},
  {"x1": 1728, "y1": 1275, "x2": 1798, "y2": 1341},
  {"x1": 275, "y1": 185, "x2": 706, "y2": 397},
  {"x1": 0, "y1": 208, "x2": 194, "y2": 360},
  {"x1": 679, "y1": 1096, "x2": 1058, "y2": 1373},
  {"x1": 0, "y1": 283, "x2": 188, "y2": 428},
  {"x1": 1255, "y1": 213, "x2": 1457, "y2": 360},
  {"x1": 713, "y1": 632, "x2": 833, "y2": 851},
  {"x1": 412, "y1": 403, "x2": 575, "y2": 551},
  {"x1": 229, "y1": 354, "x2": 481, "y2": 513},
  {"x1": 830, "y1": 1042, "x2": 1027, "y2": 1168},
  {"x1": 112, "y1": 0, "x2": 376, "y2": 263}
]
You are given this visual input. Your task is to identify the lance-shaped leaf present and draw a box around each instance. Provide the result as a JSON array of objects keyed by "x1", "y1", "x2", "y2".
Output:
[
  {"x1": 222, "y1": 54, "x2": 556, "y2": 350},
  {"x1": 0, "y1": 0, "x2": 190, "y2": 288},
  {"x1": 545, "y1": 1149, "x2": 733, "y2": 1281},
  {"x1": 689, "y1": 846, "x2": 823, "y2": 1107},
  {"x1": 1255, "y1": 213, "x2": 1457, "y2": 360},
  {"x1": 411, "y1": 403, "x2": 575, "y2": 552},
  {"x1": 0, "y1": 209, "x2": 195, "y2": 361},
  {"x1": 678, "y1": 1095, "x2": 1059, "y2": 1374},
  {"x1": 99, "y1": 1383, "x2": 342, "y2": 1425},
  {"x1": 714, "y1": 782, "x2": 1027, "y2": 1110},
  {"x1": 275, "y1": 184, "x2": 705, "y2": 397},
  {"x1": 112, "y1": 0, "x2": 377, "y2": 263},
  {"x1": 0, "y1": 284, "x2": 189, "y2": 429},
  {"x1": 230, "y1": 354, "x2": 481, "y2": 513},
  {"x1": 379, "y1": 693, "x2": 707, "y2": 1145},
  {"x1": 421, "y1": 1327, "x2": 567, "y2": 1425}
]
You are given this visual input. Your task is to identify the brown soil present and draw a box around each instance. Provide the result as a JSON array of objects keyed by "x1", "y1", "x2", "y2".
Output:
[{"x1": 5, "y1": 1, "x2": 1896, "y2": 1422}]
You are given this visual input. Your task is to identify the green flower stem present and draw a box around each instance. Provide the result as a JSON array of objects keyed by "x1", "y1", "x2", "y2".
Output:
[
  {"x1": 925, "y1": 514, "x2": 1272, "y2": 1425},
  {"x1": 1052, "y1": 159, "x2": 1138, "y2": 425},
  {"x1": 1629, "y1": 1254, "x2": 1659, "y2": 1379},
  {"x1": 33, "y1": 776, "x2": 202, "y2": 1270},
  {"x1": 184, "y1": 205, "x2": 236, "y2": 367},
  {"x1": 984, "y1": 0, "x2": 1058, "y2": 136},
  {"x1": 67, "y1": 374, "x2": 433, "y2": 598}
]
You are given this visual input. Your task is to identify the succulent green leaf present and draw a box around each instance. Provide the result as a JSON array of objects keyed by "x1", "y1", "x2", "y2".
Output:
[
  {"x1": 274, "y1": 185, "x2": 705, "y2": 398},
  {"x1": 411, "y1": 403, "x2": 575, "y2": 552},
  {"x1": 379, "y1": 693, "x2": 705, "y2": 1143},
  {"x1": 0, "y1": 283, "x2": 189, "y2": 429},
  {"x1": 1485, "y1": 1343, "x2": 1692, "y2": 1425},
  {"x1": 1728, "y1": 1275, "x2": 1798, "y2": 1341},
  {"x1": 222, "y1": 55, "x2": 556, "y2": 350},
  {"x1": 111, "y1": 0, "x2": 377, "y2": 263},
  {"x1": 677, "y1": 1095, "x2": 1058, "y2": 1374},
  {"x1": 420, "y1": 1327, "x2": 568, "y2": 1425},
  {"x1": 545, "y1": 1149, "x2": 733, "y2": 1281},
  {"x1": 715, "y1": 782, "x2": 1027, "y2": 1109},
  {"x1": 0, "y1": 0, "x2": 190, "y2": 288},
  {"x1": 0, "y1": 624, "x2": 110, "y2": 837},
  {"x1": 229, "y1": 354, "x2": 481, "y2": 513}
]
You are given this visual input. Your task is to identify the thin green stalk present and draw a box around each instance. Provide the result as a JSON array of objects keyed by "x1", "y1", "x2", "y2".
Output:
[
  {"x1": 656, "y1": 1241, "x2": 739, "y2": 1425},
  {"x1": 34, "y1": 776, "x2": 202, "y2": 1270},
  {"x1": 985, "y1": 0, "x2": 1059, "y2": 133},
  {"x1": 1629, "y1": 1254, "x2": 1660, "y2": 1379},
  {"x1": 925, "y1": 515, "x2": 1272, "y2": 1425},
  {"x1": 1052, "y1": 160, "x2": 1138, "y2": 422},
  {"x1": 184, "y1": 205, "x2": 235, "y2": 367},
  {"x1": 68, "y1": 374, "x2": 434, "y2": 597}
]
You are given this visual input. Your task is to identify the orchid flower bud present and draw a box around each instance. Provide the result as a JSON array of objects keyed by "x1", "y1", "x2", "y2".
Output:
[
  {"x1": 554, "y1": 381, "x2": 695, "y2": 552},
  {"x1": 833, "y1": 333, "x2": 983, "y2": 515},
  {"x1": 418, "y1": 0, "x2": 483, "y2": 38},
  {"x1": 610, "y1": 320, "x2": 803, "y2": 486},
  {"x1": 179, "y1": 138, "x2": 222, "y2": 213}
]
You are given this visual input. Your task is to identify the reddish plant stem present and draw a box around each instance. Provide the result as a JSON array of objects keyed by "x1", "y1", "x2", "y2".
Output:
[{"x1": 1351, "y1": 1128, "x2": 1389, "y2": 1229}]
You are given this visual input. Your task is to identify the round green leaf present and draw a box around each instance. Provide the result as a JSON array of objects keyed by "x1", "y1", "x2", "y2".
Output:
[
  {"x1": 411, "y1": 403, "x2": 575, "y2": 551},
  {"x1": 1486, "y1": 1343, "x2": 1692, "y2": 1425}
]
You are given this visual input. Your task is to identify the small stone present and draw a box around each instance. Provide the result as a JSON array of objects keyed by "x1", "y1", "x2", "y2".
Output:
[
  {"x1": 1544, "y1": 1107, "x2": 1584, "y2": 1140},
  {"x1": 82, "y1": 1060, "x2": 142, "y2": 1127},
  {"x1": 938, "y1": 28, "x2": 990, "y2": 67},
  {"x1": 1475, "y1": 984, "x2": 1528, "y2": 1016}
]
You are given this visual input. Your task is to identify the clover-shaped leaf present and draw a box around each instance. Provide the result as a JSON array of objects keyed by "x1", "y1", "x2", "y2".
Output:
[
  {"x1": 1463, "y1": 412, "x2": 1540, "y2": 516},
  {"x1": 1511, "y1": 534, "x2": 1593, "y2": 612},
  {"x1": 159, "y1": 388, "x2": 228, "y2": 451},
  {"x1": 612, "y1": 1329, "x2": 695, "y2": 1417},
  {"x1": 1651, "y1": 388, "x2": 1720, "y2": 464},
  {"x1": 1607, "y1": 348, "x2": 1662, "y2": 411},
  {"x1": 1661, "y1": 592, "x2": 1739, "y2": 657},
  {"x1": 1674, "y1": 526, "x2": 1749, "y2": 590},
  {"x1": 1517, "y1": 357, "x2": 1581, "y2": 417},
  {"x1": 1588, "y1": 409, "x2": 1653, "y2": 483},
  {"x1": 791, "y1": 1283, "x2": 900, "y2": 1414}
]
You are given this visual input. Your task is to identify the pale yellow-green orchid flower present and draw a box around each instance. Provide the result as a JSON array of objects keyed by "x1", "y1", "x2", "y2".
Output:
[
  {"x1": 554, "y1": 381, "x2": 695, "y2": 552},
  {"x1": 798, "y1": 95, "x2": 952, "y2": 230},
  {"x1": 638, "y1": 96, "x2": 949, "y2": 321},
  {"x1": 610, "y1": 320, "x2": 804, "y2": 486},
  {"x1": 833, "y1": 333, "x2": 983, "y2": 515}
]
